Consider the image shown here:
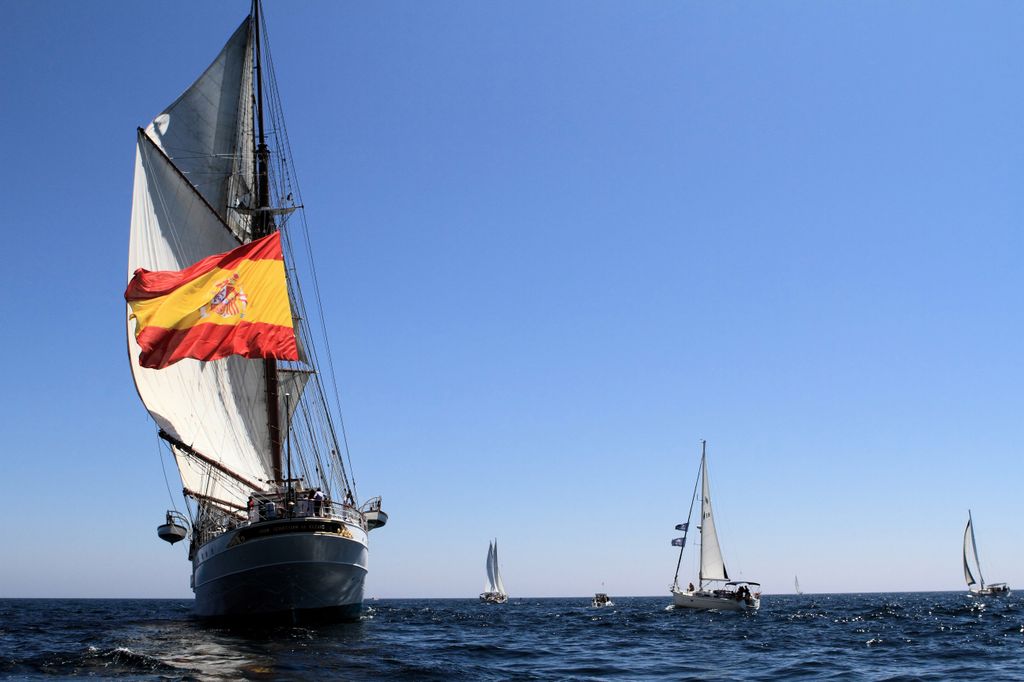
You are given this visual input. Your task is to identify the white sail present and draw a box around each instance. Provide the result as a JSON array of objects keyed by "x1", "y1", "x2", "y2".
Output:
[
  {"x1": 146, "y1": 18, "x2": 255, "y2": 241},
  {"x1": 279, "y1": 369, "x2": 312, "y2": 423},
  {"x1": 698, "y1": 453, "x2": 729, "y2": 582},
  {"x1": 794, "y1": 576, "x2": 801, "y2": 594},
  {"x1": 485, "y1": 542, "x2": 497, "y2": 593},
  {"x1": 964, "y1": 512, "x2": 985, "y2": 590},
  {"x1": 963, "y1": 520, "x2": 977, "y2": 588},
  {"x1": 127, "y1": 18, "x2": 300, "y2": 512},
  {"x1": 129, "y1": 137, "x2": 274, "y2": 511},
  {"x1": 493, "y1": 540, "x2": 507, "y2": 596}
]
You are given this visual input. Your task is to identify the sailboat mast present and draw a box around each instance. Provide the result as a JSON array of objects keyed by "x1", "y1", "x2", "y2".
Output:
[
  {"x1": 698, "y1": 442, "x2": 706, "y2": 587},
  {"x1": 252, "y1": 0, "x2": 284, "y2": 482}
]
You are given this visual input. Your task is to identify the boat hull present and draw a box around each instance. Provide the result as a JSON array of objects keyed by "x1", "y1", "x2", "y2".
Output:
[
  {"x1": 192, "y1": 518, "x2": 369, "y2": 621},
  {"x1": 479, "y1": 592, "x2": 508, "y2": 604},
  {"x1": 969, "y1": 585, "x2": 1011, "y2": 598},
  {"x1": 672, "y1": 590, "x2": 759, "y2": 611}
]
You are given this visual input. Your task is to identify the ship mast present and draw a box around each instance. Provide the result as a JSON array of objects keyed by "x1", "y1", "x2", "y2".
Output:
[{"x1": 252, "y1": 0, "x2": 284, "y2": 483}]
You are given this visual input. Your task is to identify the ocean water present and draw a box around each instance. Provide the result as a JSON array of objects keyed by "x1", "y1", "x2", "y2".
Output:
[{"x1": 1, "y1": 593, "x2": 1022, "y2": 680}]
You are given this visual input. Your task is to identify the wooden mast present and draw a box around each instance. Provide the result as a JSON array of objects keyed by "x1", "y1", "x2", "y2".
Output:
[{"x1": 252, "y1": 0, "x2": 283, "y2": 483}]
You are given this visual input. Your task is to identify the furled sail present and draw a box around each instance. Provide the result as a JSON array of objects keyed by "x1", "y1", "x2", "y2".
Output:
[
  {"x1": 127, "y1": 16, "x2": 292, "y2": 513},
  {"x1": 963, "y1": 520, "x2": 977, "y2": 588},
  {"x1": 698, "y1": 453, "x2": 729, "y2": 582}
]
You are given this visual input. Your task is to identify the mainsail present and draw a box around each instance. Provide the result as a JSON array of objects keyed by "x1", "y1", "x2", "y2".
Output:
[
  {"x1": 963, "y1": 513, "x2": 982, "y2": 590},
  {"x1": 128, "y1": 10, "x2": 333, "y2": 515},
  {"x1": 698, "y1": 452, "x2": 729, "y2": 583},
  {"x1": 493, "y1": 540, "x2": 507, "y2": 596},
  {"x1": 485, "y1": 542, "x2": 497, "y2": 593}
]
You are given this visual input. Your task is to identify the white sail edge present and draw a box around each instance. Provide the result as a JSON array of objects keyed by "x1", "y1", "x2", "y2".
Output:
[{"x1": 493, "y1": 540, "x2": 507, "y2": 596}]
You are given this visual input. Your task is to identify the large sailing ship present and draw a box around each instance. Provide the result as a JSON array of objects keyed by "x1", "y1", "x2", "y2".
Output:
[{"x1": 127, "y1": 2, "x2": 386, "y2": 621}]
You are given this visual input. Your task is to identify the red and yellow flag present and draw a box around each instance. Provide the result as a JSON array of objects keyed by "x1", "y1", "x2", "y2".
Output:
[{"x1": 125, "y1": 232, "x2": 299, "y2": 369}]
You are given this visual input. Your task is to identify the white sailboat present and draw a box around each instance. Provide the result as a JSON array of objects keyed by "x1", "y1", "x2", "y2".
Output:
[
  {"x1": 963, "y1": 511, "x2": 1010, "y2": 597},
  {"x1": 127, "y1": 1, "x2": 386, "y2": 621},
  {"x1": 670, "y1": 441, "x2": 759, "y2": 611},
  {"x1": 480, "y1": 540, "x2": 509, "y2": 603},
  {"x1": 794, "y1": 576, "x2": 802, "y2": 595}
]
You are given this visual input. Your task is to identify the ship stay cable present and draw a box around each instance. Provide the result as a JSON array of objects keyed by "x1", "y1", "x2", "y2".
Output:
[
  {"x1": 672, "y1": 455, "x2": 702, "y2": 591},
  {"x1": 258, "y1": 12, "x2": 358, "y2": 500},
  {"x1": 157, "y1": 434, "x2": 181, "y2": 514}
]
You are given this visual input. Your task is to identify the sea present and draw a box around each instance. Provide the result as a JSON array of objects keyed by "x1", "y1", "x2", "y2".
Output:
[{"x1": 1, "y1": 593, "x2": 1021, "y2": 680}]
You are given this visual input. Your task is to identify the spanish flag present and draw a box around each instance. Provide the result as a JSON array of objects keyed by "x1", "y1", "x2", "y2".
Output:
[{"x1": 125, "y1": 232, "x2": 299, "y2": 369}]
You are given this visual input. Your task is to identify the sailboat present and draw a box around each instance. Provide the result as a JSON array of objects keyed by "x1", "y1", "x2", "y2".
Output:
[
  {"x1": 480, "y1": 540, "x2": 509, "y2": 603},
  {"x1": 963, "y1": 511, "x2": 1010, "y2": 597},
  {"x1": 126, "y1": 1, "x2": 386, "y2": 621},
  {"x1": 794, "y1": 576, "x2": 802, "y2": 595},
  {"x1": 670, "y1": 441, "x2": 759, "y2": 611}
]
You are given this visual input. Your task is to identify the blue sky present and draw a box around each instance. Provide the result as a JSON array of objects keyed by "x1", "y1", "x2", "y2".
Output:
[{"x1": 1, "y1": 0, "x2": 1022, "y2": 598}]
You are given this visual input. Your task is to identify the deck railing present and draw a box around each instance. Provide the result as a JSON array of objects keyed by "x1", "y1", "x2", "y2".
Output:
[
  {"x1": 190, "y1": 494, "x2": 368, "y2": 548},
  {"x1": 246, "y1": 498, "x2": 366, "y2": 529}
]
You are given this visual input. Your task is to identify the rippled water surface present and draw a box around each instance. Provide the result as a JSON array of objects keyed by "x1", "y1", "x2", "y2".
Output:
[{"x1": 2, "y1": 593, "x2": 1022, "y2": 679}]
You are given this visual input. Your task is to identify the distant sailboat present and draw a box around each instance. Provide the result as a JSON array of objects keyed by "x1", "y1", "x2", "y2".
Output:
[
  {"x1": 670, "y1": 441, "x2": 760, "y2": 611},
  {"x1": 480, "y1": 540, "x2": 509, "y2": 604},
  {"x1": 963, "y1": 511, "x2": 1010, "y2": 597},
  {"x1": 794, "y1": 576, "x2": 802, "y2": 595}
]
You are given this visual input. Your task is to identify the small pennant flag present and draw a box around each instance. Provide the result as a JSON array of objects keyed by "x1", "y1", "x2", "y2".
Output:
[
  {"x1": 675, "y1": 523, "x2": 689, "y2": 532},
  {"x1": 671, "y1": 537, "x2": 686, "y2": 547}
]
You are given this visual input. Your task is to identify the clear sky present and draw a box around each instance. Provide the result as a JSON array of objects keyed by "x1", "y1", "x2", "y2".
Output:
[{"x1": 1, "y1": 0, "x2": 1022, "y2": 598}]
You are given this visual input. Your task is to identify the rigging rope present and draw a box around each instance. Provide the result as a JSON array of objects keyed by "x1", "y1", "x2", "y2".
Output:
[
  {"x1": 259, "y1": 10, "x2": 359, "y2": 498},
  {"x1": 157, "y1": 433, "x2": 180, "y2": 515}
]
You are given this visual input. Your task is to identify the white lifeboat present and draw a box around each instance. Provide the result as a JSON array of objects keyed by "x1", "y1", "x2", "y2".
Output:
[{"x1": 157, "y1": 511, "x2": 189, "y2": 544}]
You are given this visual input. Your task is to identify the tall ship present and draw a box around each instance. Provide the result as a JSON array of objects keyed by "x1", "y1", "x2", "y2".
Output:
[
  {"x1": 669, "y1": 441, "x2": 759, "y2": 611},
  {"x1": 126, "y1": 1, "x2": 386, "y2": 621},
  {"x1": 480, "y1": 540, "x2": 509, "y2": 604}
]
